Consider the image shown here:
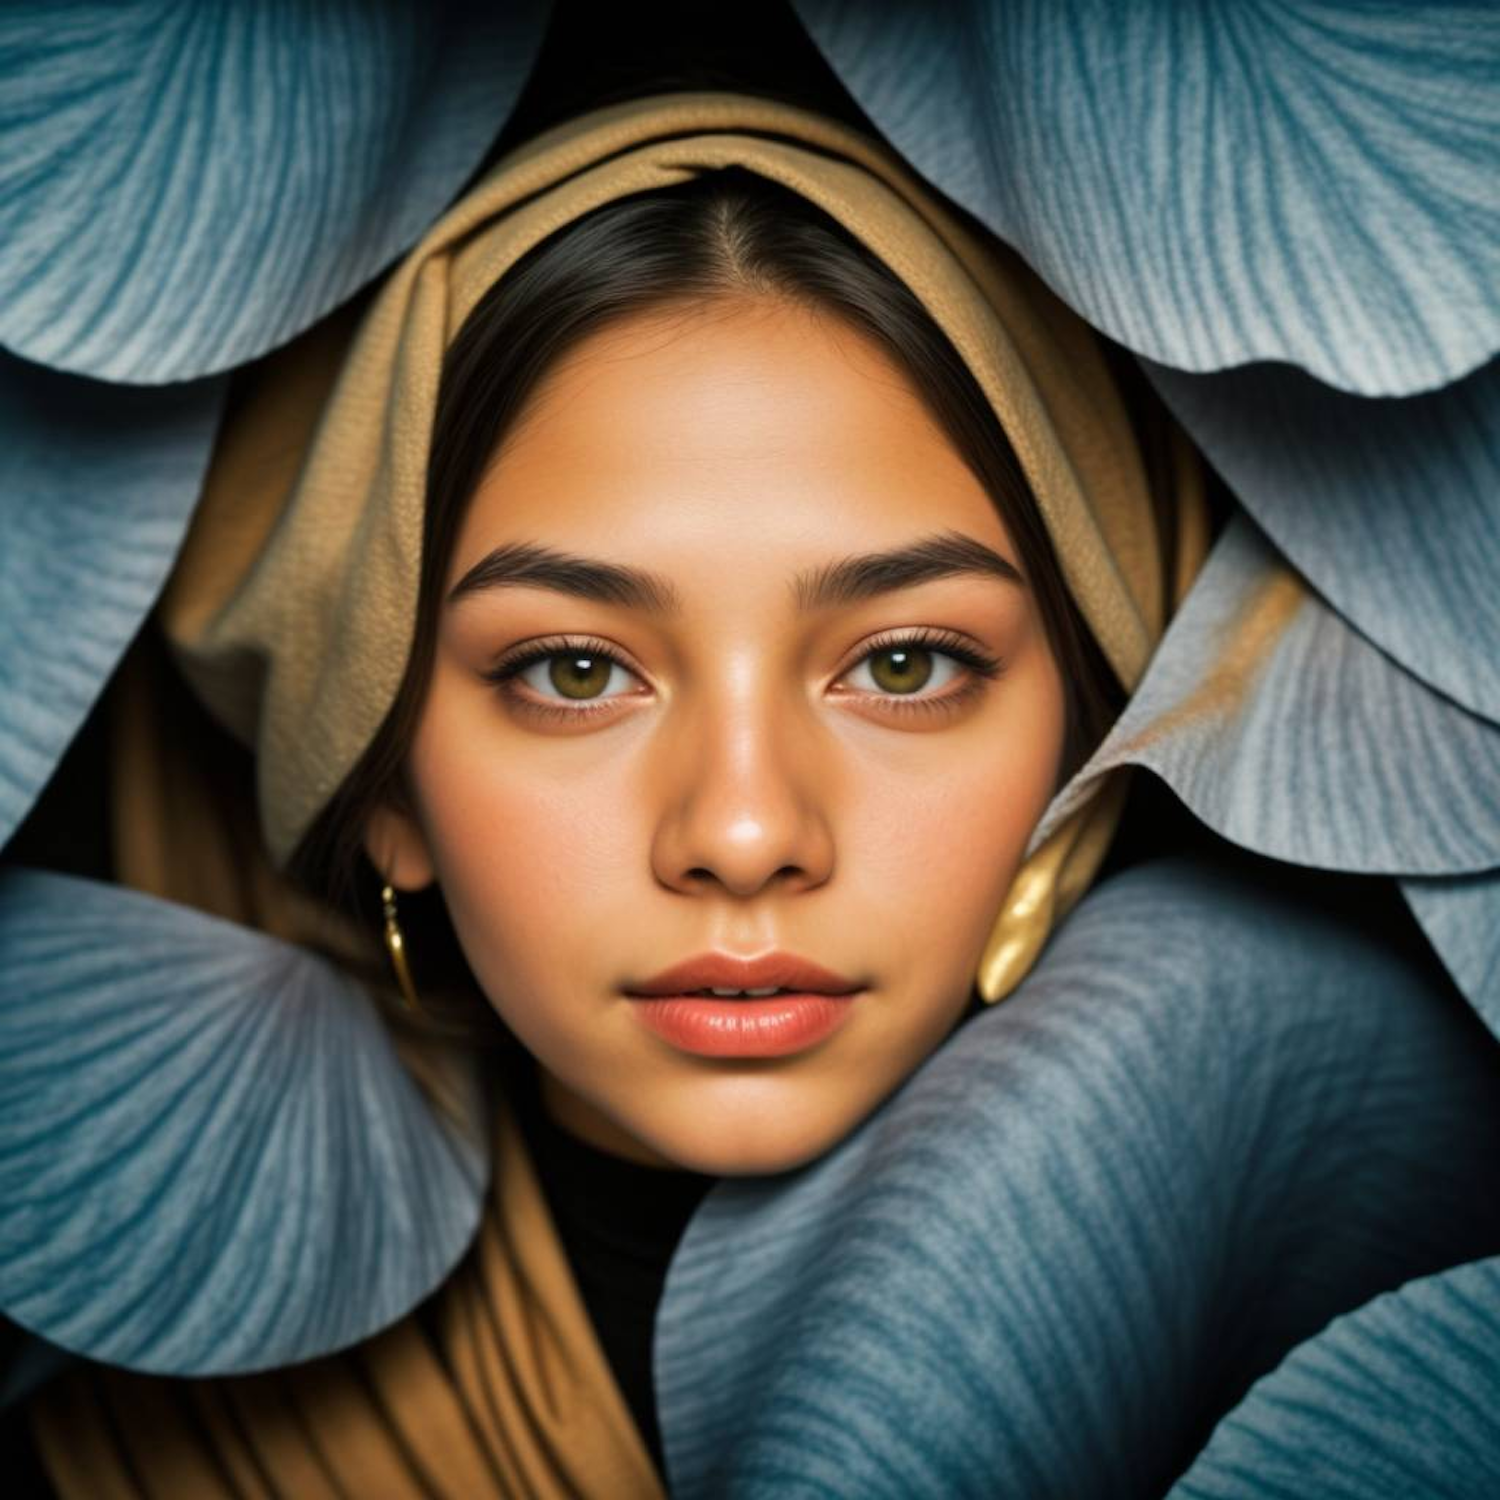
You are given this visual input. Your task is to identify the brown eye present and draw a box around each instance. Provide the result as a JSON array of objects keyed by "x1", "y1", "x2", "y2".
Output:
[
  {"x1": 498, "y1": 647, "x2": 639, "y2": 704},
  {"x1": 866, "y1": 646, "x2": 935, "y2": 695},
  {"x1": 843, "y1": 634, "x2": 989, "y2": 706},
  {"x1": 547, "y1": 654, "x2": 614, "y2": 699}
]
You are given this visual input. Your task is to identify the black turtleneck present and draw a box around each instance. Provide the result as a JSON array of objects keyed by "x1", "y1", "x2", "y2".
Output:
[{"x1": 509, "y1": 1065, "x2": 719, "y2": 1473}]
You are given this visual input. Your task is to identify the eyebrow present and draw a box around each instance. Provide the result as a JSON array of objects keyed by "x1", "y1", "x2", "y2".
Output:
[{"x1": 446, "y1": 529, "x2": 1025, "y2": 614}]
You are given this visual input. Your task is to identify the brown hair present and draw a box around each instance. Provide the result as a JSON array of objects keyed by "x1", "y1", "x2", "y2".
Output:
[{"x1": 290, "y1": 168, "x2": 1122, "y2": 1035}]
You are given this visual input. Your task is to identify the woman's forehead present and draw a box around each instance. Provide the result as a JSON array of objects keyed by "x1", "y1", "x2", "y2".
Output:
[{"x1": 448, "y1": 298, "x2": 1021, "y2": 590}]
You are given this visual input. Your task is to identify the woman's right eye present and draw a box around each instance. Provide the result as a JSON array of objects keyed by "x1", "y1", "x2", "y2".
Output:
[
  {"x1": 514, "y1": 649, "x2": 639, "y2": 702},
  {"x1": 483, "y1": 636, "x2": 646, "y2": 719}
]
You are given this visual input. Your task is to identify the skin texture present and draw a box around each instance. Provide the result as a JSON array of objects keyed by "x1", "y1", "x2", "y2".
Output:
[{"x1": 367, "y1": 296, "x2": 1066, "y2": 1174}]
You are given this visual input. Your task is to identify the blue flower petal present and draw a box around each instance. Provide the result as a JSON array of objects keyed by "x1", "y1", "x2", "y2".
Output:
[
  {"x1": 1403, "y1": 870, "x2": 1500, "y2": 1039},
  {"x1": 0, "y1": 868, "x2": 488, "y2": 1375},
  {"x1": 1170, "y1": 1256, "x2": 1500, "y2": 1499},
  {"x1": 0, "y1": 355, "x2": 224, "y2": 849},
  {"x1": 0, "y1": 0, "x2": 548, "y2": 382},
  {"x1": 657, "y1": 857, "x2": 1500, "y2": 1497},
  {"x1": 790, "y1": 0, "x2": 1500, "y2": 395},
  {"x1": 1144, "y1": 355, "x2": 1500, "y2": 726},
  {"x1": 1035, "y1": 516, "x2": 1500, "y2": 876}
]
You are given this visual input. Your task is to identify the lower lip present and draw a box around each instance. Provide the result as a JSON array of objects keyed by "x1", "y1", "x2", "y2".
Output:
[{"x1": 628, "y1": 992, "x2": 860, "y2": 1057}]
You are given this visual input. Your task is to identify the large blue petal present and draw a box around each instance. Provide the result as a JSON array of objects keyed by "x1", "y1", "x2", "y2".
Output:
[
  {"x1": 1034, "y1": 516, "x2": 1500, "y2": 877},
  {"x1": 1170, "y1": 1256, "x2": 1500, "y2": 1498},
  {"x1": 790, "y1": 0, "x2": 1499, "y2": 395},
  {"x1": 0, "y1": 0, "x2": 548, "y2": 382},
  {"x1": 1403, "y1": 869, "x2": 1500, "y2": 1040},
  {"x1": 0, "y1": 867, "x2": 488, "y2": 1375},
  {"x1": 656, "y1": 856, "x2": 1500, "y2": 1497},
  {"x1": 0, "y1": 354, "x2": 224, "y2": 849},
  {"x1": 1144, "y1": 355, "x2": 1500, "y2": 726}
]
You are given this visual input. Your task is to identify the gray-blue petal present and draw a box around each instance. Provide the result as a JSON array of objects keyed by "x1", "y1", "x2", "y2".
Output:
[
  {"x1": 0, "y1": 867, "x2": 488, "y2": 1375},
  {"x1": 1144, "y1": 355, "x2": 1500, "y2": 726},
  {"x1": 1034, "y1": 516, "x2": 1500, "y2": 876},
  {"x1": 0, "y1": 0, "x2": 548, "y2": 382},
  {"x1": 1170, "y1": 1256, "x2": 1500, "y2": 1499},
  {"x1": 790, "y1": 0, "x2": 1499, "y2": 396},
  {"x1": 656, "y1": 857, "x2": 1500, "y2": 1498},
  {"x1": 0, "y1": 355, "x2": 224, "y2": 849},
  {"x1": 1403, "y1": 869, "x2": 1500, "y2": 1038}
]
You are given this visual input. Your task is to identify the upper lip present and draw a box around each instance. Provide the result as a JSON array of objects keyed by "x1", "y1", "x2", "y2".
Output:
[{"x1": 624, "y1": 952, "x2": 865, "y2": 997}]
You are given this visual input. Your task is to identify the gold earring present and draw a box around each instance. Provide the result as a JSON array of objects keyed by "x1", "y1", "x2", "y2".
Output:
[
  {"x1": 976, "y1": 775, "x2": 1129, "y2": 1004},
  {"x1": 381, "y1": 883, "x2": 423, "y2": 1013}
]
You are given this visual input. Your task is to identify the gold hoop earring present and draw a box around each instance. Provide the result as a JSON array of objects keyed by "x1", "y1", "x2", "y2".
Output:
[{"x1": 381, "y1": 883, "x2": 423, "y2": 1013}]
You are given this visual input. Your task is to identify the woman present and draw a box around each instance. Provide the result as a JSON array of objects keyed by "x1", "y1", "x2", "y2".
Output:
[{"x1": 0, "y1": 86, "x2": 1289, "y2": 1496}]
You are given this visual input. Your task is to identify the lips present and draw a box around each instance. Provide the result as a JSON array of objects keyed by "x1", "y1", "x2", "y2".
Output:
[{"x1": 623, "y1": 952, "x2": 864, "y2": 999}]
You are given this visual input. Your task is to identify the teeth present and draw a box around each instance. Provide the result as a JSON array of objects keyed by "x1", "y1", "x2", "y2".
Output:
[{"x1": 703, "y1": 986, "x2": 785, "y2": 997}]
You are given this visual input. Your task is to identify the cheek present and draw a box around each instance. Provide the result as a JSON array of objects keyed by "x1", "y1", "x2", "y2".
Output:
[
  {"x1": 849, "y1": 658, "x2": 1067, "y2": 971},
  {"x1": 404, "y1": 680, "x2": 641, "y2": 995}
]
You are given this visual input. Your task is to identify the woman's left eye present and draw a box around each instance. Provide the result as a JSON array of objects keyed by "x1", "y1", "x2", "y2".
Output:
[
  {"x1": 837, "y1": 631, "x2": 1004, "y2": 716},
  {"x1": 845, "y1": 643, "x2": 965, "y2": 696}
]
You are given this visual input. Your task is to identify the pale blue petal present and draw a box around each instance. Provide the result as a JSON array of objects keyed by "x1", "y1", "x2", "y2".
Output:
[
  {"x1": 0, "y1": 0, "x2": 548, "y2": 382},
  {"x1": 1170, "y1": 1256, "x2": 1500, "y2": 1499},
  {"x1": 1144, "y1": 355, "x2": 1500, "y2": 725},
  {"x1": 1403, "y1": 870, "x2": 1500, "y2": 1038},
  {"x1": 0, "y1": 867, "x2": 488, "y2": 1375},
  {"x1": 790, "y1": 0, "x2": 1499, "y2": 395},
  {"x1": 0, "y1": 355, "x2": 224, "y2": 849},
  {"x1": 1034, "y1": 516, "x2": 1500, "y2": 876},
  {"x1": 657, "y1": 857, "x2": 1500, "y2": 1497}
]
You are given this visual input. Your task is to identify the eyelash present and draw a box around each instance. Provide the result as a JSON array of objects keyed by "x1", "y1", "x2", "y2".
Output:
[{"x1": 482, "y1": 628, "x2": 1004, "y2": 725}]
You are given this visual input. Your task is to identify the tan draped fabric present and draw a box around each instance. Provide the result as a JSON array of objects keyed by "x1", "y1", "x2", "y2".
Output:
[{"x1": 28, "y1": 1088, "x2": 663, "y2": 1500}]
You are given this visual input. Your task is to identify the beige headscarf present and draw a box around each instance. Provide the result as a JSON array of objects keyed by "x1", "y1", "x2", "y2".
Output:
[
  {"x1": 25, "y1": 91, "x2": 1205, "y2": 1500},
  {"x1": 159, "y1": 88, "x2": 1205, "y2": 1001}
]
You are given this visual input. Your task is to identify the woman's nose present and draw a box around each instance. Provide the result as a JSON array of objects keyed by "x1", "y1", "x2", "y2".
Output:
[{"x1": 649, "y1": 685, "x2": 836, "y2": 899}]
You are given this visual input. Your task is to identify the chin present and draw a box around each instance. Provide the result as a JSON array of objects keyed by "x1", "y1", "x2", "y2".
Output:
[{"x1": 639, "y1": 1106, "x2": 862, "y2": 1178}]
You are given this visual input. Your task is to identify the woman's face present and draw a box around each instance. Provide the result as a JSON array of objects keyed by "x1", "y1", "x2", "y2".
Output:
[{"x1": 373, "y1": 296, "x2": 1067, "y2": 1174}]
